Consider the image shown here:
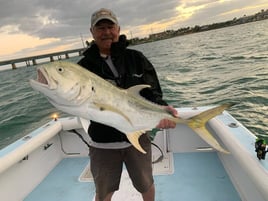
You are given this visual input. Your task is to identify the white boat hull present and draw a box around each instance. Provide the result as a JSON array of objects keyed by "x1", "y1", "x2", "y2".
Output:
[{"x1": 0, "y1": 107, "x2": 267, "y2": 201}]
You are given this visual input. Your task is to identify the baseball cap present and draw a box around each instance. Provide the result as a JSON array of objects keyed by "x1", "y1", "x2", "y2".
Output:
[{"x1": 91, "y1": 8, "x2": 118, "y2": 27}]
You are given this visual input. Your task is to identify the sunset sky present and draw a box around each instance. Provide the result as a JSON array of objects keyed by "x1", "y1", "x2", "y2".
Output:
[{"x1": 0, "y1": 0, "x2": 267, "y2": 61}]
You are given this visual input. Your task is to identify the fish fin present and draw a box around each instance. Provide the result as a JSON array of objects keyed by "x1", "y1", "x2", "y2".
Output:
[
  {"x1": 126, "y1": 85, "x2": 167, "y2": 114},
  {"x1": 193, "y1": 126, "x2": 230, "y2": 154},
  {"x1": 126, "y1": 130, "x2": 147, "y2": 154},
  {"x1": 189, "y1": 103, "x2": 235, "y2": 124},
  {"x1": 186, "y1": 103, "x2": 234, "y2": 154},
  {"x1": 94, "y1": 102, "x2": 133, "y2": 126},
  {"x1": 79, "y1": 117, "x2": 91, "y2": 133},
  {"x1": 127, "y1": 85, "x2": 151, "y2": 96}
]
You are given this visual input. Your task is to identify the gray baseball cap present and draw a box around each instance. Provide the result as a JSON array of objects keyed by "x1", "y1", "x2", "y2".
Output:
[{"x1": 91, "y1": 8, "x2": 118, "y2": 27}]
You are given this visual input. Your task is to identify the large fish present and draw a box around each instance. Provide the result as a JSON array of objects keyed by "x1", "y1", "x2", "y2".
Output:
[{"x1": 30, "y1": 61, "x2": 233, "y2": 154}]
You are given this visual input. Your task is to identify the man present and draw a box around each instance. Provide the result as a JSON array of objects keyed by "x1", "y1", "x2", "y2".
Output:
[{"x1": 78, "y1": 8, "x2": 177, "y2": 201}]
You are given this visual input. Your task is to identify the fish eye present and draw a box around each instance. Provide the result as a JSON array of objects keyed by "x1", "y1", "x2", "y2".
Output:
[{"x1": 57, "y1": 67, "x2": 64, "y2": 73}]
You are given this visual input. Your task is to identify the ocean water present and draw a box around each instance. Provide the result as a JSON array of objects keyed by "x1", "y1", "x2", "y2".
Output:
[{"x1": 0, "y1": 20, "x2": 267, "y2": 149}]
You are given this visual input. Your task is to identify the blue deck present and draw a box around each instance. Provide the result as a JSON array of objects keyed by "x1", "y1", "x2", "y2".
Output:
[{"x1": 25, "y1": 152, "x2": 241, "y2": 201}]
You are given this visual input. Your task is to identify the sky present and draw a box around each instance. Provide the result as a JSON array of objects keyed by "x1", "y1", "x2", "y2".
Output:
[{"x1": 0, "y1": 0, "x2": 267, "y2": 61}]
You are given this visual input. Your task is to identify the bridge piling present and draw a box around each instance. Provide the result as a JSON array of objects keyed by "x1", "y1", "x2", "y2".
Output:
[
  {"x1": 25, "y1": 61, "x2": 30, "y2": 67},
  {"x1": 32, "y1": 59, "x2": 37, "y2": 66},
  {"x1": 50, "y1": 56, "x2": 54, "y2": 62},
  {"x1": 12, "y1": 63, "x2": 16, "y2": 69}
]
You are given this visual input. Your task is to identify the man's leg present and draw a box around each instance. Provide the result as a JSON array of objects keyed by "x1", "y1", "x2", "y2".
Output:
[
  {"x1": 94, "y1": 192, "x2": 114, "y2": 201},
  {"x1": 90, "y1": 147, "x2": 123, "y2": 201},
  {"x1": 142, "y1": 184, "x2": 155, "y2": 201},
  {"x1": 124, "y1": 134, "x2": 155, "y2": 201}
]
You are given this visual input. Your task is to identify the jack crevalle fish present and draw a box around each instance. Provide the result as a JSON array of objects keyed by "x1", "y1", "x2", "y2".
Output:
[{"x1": 30, "y1": 61, "x2": 233, "y2": 154}]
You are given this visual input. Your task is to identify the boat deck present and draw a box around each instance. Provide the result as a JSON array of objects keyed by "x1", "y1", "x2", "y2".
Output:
[{"x1": 25, "y1": 152, "x2": 241, "y2": 201}]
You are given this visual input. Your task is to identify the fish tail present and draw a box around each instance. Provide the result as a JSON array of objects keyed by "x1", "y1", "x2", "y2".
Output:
[
  {"x1": 189, "y1": 103, "x2": 235, "y2": 123},
  {"x1": 186, "y1": 103, "x2": 235, "y2": 153}
]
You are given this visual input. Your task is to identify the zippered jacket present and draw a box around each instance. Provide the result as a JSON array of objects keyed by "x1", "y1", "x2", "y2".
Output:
[{"x1": 77, "y1": 35, "x2": 167, "y2": 143}]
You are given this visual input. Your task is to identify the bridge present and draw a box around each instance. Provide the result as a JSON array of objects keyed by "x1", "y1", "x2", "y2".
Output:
[{"x1": 0, "y1": 48, "x2": 85, "y2": 69}]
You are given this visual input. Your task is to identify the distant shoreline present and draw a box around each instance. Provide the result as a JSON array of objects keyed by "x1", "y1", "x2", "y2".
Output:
[{"x1": 129, "y1": 9, "x2": 268, "y2": 45}]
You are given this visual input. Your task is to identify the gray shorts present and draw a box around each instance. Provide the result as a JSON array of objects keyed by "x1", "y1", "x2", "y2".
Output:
[{"x1": 89, "y1": 134, "x2": 153, "y2": 201}]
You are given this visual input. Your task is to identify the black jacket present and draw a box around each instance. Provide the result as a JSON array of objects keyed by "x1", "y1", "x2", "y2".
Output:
[{"x1": 77, "y1": 35, "x2": 167, "y2": 143}]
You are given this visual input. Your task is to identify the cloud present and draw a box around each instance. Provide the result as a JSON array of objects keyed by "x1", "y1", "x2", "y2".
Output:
[
  {"x1": 0, "y1": 1, "x2": 181, "y2": 39},
  {"x1": 0, "y1": 31, "x2": 59, "y2": 57},
  {"x1": 0, "y1": 0, "x2": 267, "y2": 60}
]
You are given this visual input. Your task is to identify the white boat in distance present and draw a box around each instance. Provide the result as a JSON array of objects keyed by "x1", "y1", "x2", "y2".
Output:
[{"x1": 0, "y1": 106, "x2": 268, "y2": 201}]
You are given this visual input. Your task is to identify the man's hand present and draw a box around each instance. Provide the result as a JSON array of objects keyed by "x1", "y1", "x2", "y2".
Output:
[{"x1": 156, "y1": 105, "x2": 178, "y2": 129}]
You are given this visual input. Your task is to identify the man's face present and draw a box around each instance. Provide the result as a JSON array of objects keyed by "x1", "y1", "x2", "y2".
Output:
[{"x1": 91, "y1": 20, "x2": 120, "y2": 54}]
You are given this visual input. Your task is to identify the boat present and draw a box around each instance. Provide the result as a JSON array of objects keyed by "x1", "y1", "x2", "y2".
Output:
[{"x1": 0, "y1": 106, "x2": 268, "y2": 201}]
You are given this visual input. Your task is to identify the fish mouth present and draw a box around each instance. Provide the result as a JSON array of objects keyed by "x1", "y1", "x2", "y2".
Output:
[{"x1": 37, "y1": 68, "x2": 48, "y2": 85}]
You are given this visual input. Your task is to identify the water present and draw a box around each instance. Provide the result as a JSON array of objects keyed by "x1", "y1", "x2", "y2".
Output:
[{"x1": 0, "y1": 20, "x2": 267, "y2": 149}]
